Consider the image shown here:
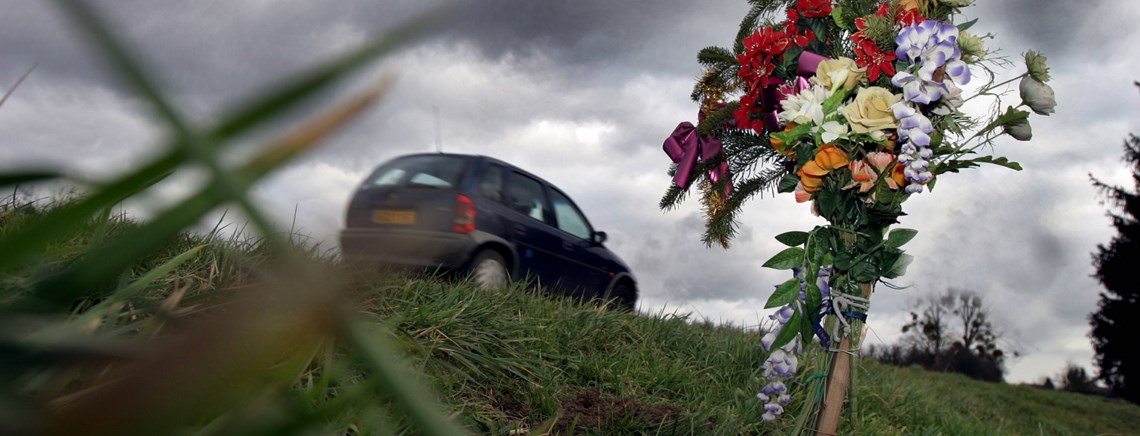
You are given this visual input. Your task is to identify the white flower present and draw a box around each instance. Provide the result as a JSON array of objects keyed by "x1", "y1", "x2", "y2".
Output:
[
  {"x1": 778, "y1": 84, "x2": 829, "y2": 126},
  {"x1": 1004, "y1": 117, "x2": 1033, "y2": 141},
  {"x1": 821, "y1": 121, "x2": 848, "y2": 143},
  {"x1": 1019, "y1": 76, "x2": 1056, "y2": 116}
]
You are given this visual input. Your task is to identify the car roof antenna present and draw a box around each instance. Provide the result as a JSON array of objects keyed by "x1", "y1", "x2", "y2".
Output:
[{"x1": 433, "y1": 105, "x2": 442, "y2": 153}]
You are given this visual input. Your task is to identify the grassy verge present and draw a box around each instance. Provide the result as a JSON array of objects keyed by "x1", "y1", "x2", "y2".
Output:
[{"x1": 5, "y1": 202, "x2": 1140, "y2": 434}]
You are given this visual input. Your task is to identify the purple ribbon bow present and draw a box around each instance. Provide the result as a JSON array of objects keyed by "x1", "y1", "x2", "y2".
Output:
[{"x1": 663, "y1": 120, "x2": 731, "y2": 194}]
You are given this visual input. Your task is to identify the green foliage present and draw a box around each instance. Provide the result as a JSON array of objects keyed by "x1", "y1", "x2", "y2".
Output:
[
  {"x1": 766, "y1": 278, "x2": 803, "y2": 308},
  {"x1": 854, "y1": 360, "x2": 1140, "y2": 435},
  {"x1": 775, "y1": 230, "x2": 810, "y2": 246},
  {"x1": 763, "y1": 247, "x2": 807, "y2": 270}
]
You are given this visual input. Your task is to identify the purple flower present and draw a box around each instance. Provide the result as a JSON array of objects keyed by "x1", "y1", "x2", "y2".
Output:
[
  {"x1": 764, "y1": 403, "x2": 785, "y2": 415},
  {"x1": 891, "y1": 101, "x2": 935, "y2": 193},
  {"x1": 894, "y1": 20, "x2": 971, "y2": 104},
  {"x1": 816, "y1": 266, "x2": 833, "y2": 298},
  {"x1": 761, "y1": 332, "x2": 777, "y2": 351}
]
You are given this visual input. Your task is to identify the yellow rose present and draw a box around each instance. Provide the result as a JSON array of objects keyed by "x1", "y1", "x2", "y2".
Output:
[
  {"x1": 839, "y1": 87, "x2": 901, "y2": 135},
  {"x1": 814, "y1": 57, "x2": 867, "y2": 92}
]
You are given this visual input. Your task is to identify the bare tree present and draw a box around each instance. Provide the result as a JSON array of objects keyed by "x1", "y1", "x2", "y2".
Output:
[{"x1": 895, "y1": 289, "x2": 1011, "y2": 381}]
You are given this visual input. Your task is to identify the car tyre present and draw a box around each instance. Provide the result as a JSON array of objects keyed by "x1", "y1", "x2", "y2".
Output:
[
  {"x1": 469, "y1": 249, "x2": 509, "y2": 290},
  {"x1": 608, "y1": 281, "x2": 637, "y2": 312}
]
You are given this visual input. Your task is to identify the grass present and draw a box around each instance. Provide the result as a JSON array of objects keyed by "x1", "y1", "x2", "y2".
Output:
[{"x1": 4, "y1": 200, "x2": 1140, "y2": 435}]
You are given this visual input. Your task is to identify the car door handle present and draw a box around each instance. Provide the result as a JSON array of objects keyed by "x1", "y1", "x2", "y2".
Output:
[
  {"x1": 563, "y1": 241, "x2": 575, "y2": 251},
  {"x1": 513, "y1": 224, "x2": 527, "y2": 235}
]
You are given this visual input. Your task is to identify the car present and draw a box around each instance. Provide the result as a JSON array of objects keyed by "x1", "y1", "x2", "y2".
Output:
[{"x1": 339, "y1": 153, "x2": 638, "y2": 310}]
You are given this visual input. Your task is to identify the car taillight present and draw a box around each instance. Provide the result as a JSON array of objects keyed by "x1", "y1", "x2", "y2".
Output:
[{"x1": 453, "y1": 194, "x2": 476, "y2": 233}]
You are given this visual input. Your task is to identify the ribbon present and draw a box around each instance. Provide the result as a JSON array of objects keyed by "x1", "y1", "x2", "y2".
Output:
[
  {"x1": 797, "y1": 50, "x2": 829, "y2": 77},
  {"x1": 813, "y1": 292, "x2": 870, "y2": 350},
  {"x1": 663, "y1": 120, "x2": 731, "y2": 192}
]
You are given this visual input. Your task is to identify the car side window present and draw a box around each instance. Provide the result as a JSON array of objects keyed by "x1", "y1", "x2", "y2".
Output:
[
  {"x1": 549, "y1": 189, "x2": 592, "y2": 240},
  {"x1": 479, "y1": 164, "x2": 504, "y2": 202},
  {"x1": 506, "y1": 172, "x2": 547, "y2": 222}
]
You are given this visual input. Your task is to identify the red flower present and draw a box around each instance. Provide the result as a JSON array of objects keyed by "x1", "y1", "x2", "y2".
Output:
[
  {"x1": 737, "y1": 25, "x2": 795, "y2": 90},
  {"x1": 897, "y1": 9, "x2": 925, "y2": 25},
  {"x1": 853, "y1": 37, "x2": 897, "y2": 82},
  {"x1": 733, "y1": 93, "x2": 759, "y2": 130},
  {"x1": 873, "y1": 2, "x2": 925, "y2": 25},
  {"x1": 796, "y1": 0, "x2": 833, "y2": 18}
]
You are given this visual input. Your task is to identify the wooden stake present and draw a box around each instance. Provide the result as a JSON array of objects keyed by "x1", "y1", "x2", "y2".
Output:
[{"x1": 815, "y1": 281, "x2": 873, "y2": 435}]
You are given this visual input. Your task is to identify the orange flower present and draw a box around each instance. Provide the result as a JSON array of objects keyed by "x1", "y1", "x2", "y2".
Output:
[
  {"x1": 845, "y1": 160, "x2": 878, "y2": 193},
  {"x1": 891, "y1": 162, "x2": 907, "y2": 188},
  {"x1": 799, "y1": 160, "x2": 829, "y2": 178},
  {"x1": 796, "y1": 167, "x2": 824, "y2": 192},
  {"x1": 900, "y1": 0, "x2": 921, "y2": 11},
  {"x1": 814, "y1": 145, "x2": 849, "y2": 171},
  {"x1": 794, "y1": 181, "x2": 813, "y2": 203},
  {"x1": 866, "y1": 151, "x2": 900, "y2": 190}
]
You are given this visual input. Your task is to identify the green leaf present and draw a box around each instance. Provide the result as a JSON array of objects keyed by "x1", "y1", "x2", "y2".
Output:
[
  {"x1": 972, "y1": 156, "x2": 1023, "y2": 171},
  {"x1": 762, "y1": 247, "x2": 806, "y2": 270},
  {"x1": 800, "y1": 305, "x2": 816, "y2": 345},
  {"x1": 822, "y1": 87, "x2": 849, "y2": 114},
  {"x1": 832, "y1": 6, "x2": 849, "y2": 30},
  {"x1": 884, "y1": 228, "x2": 918, "y2": 248},
  {"x1": 771, "y1": 123, "x2": 812, "y2": 145},
  {"x1": 765, "y1": 278, "x2": 802, "y2": 309},
  {"x1": 777, "y1": 173, "x2": 800, "y2": 193},
  {"x1": 957, "y1": 18, "x2": 979, "y2": 31},
  {"x1": 884, "y1": 253, "x2": 915, "y2": 279},
  {"x1": 771, "y1": 311, "x2": 802, "y2": 350},
  {"x1": 850, "y1": 260, "x2": 879, "y2": 283},
  {"x1": 775, "y1": 231, "x2": 809, "y2": 247}
]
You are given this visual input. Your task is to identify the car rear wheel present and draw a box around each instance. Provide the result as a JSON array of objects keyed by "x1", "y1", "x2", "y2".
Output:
[
  {"x1": 469, "y1": 249, "x2": 509, "y2": 290},
  {"x1": 608, "y1": 281, "x2": 637, "y2": 312}
]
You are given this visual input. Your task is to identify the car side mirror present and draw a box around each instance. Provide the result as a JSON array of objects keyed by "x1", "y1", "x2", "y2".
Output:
[{"x1": 591, "y1": 231, "x2": 607, "y2": 245}]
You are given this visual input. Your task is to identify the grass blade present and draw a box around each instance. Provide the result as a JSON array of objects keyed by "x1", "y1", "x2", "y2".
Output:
[{"x1": 341, "y1": 317, "x2": 469, "y2": 436}]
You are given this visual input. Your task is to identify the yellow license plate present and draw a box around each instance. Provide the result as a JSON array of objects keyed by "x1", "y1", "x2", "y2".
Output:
[{"x1": 373, "y1": 210, "x2": 416, "y2": 225}]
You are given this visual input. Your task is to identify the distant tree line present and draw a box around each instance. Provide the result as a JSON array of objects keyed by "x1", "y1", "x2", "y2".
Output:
[{"x1": 866, "y1": 289, "x2": 1011, "y2": 383}]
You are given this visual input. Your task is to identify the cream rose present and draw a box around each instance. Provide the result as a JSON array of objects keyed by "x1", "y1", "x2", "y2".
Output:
[
  {"x1": 814, "y1": 57, "x2": 867, "y2": 92},
  {"x1": 839, "y1": 87, "x2": 901, "y2": 135}
]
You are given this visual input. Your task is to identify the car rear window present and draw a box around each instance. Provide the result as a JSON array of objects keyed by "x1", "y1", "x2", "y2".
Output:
[{"x1": 367, "y1": 155, "x2": 469, "y2": 189}]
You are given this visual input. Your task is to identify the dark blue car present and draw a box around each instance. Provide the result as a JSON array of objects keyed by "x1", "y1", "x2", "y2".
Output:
[{"x1": 339, "y1": 153, "x2": 637, "y2": 309}]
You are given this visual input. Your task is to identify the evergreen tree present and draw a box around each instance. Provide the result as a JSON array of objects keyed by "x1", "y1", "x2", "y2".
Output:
[{"x1": 1089, "y1": 82, "x2": 1140, "y2": 404}]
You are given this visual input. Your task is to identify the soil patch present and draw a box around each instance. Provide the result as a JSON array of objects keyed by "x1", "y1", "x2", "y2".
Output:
[{"x1": 550, "y1": 388, "x2": 682, "y2": 434}]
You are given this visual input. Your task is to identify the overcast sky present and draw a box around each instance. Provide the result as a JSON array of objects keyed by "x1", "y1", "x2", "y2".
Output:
[{"x1": 2, "y1": 0, "x2": 1138, "y2": 384}]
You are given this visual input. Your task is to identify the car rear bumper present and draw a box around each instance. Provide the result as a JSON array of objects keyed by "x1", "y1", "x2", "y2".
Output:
[{"x1": 339, "y1": 228, "x2": 476, "y2": 270}]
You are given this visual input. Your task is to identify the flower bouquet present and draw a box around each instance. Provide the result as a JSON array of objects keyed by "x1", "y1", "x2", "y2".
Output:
[{"x1": 660, "y1": 0, "x2": 1055, "y2": 431}]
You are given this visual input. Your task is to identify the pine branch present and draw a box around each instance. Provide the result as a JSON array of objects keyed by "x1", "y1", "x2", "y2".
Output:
[
  {"x1": 697, "y1": 46, "x2": 737, "y2": 67},
  {"x1": 702, "y1": 162, "x2": 787, "y2": 248},
  {"x1": 696, "y1": 103, "x2": 738, "y2": 135},
  {"x1": 659, "y1": 163, "x2": 690, "y2": 211}
]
